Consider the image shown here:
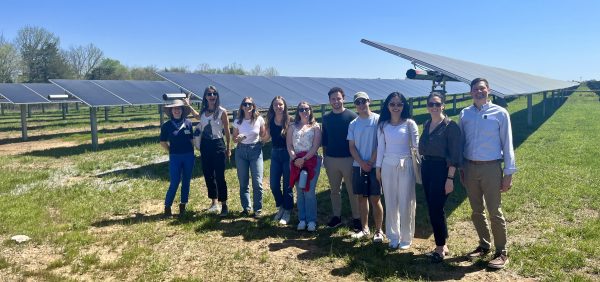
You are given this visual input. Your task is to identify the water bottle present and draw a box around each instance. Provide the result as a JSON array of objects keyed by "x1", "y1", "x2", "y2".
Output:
[{"x1": 298, "y1": 169, "x2": 308, "y2": 188}]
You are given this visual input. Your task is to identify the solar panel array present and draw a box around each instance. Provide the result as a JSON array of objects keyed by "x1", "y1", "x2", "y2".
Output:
[
  {"x1": 50, "y1": 80, "x2": 200, "y2": 107},
  {"x1": 361, "y1": 39, "x2": 579, "y2": 97},
  {"x1": 0, "y1": 83, "x2": 75, "y2": 104},
  {"x1": 157, "y1": 72, "x2": 470, "y2": 109}
]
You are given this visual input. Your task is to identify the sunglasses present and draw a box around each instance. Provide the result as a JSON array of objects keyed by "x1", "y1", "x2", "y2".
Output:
[
  {"x1": 206, "y1": 92, "x2": 218, "y2": 97},
  {"x1": 427, "y1": 102, "x2": 443, "y2": 108},
  {"x1": 242, "y1": 102, "x2": 253, "y2": 107},
  {"x1": 354, "y1": 99, "x2": 368, "y2": 106},
  {"x1": 389, "y1": 102, "x2": 404, "y2": 107},
  {"x1": 298, "y1": 107, "x2": 310, "y2": 113}
]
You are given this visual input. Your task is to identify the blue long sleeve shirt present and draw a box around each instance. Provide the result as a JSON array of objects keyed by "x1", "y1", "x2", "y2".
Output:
[{"x1": 458, "y1": 101, "x2": 517, "y2": 175}]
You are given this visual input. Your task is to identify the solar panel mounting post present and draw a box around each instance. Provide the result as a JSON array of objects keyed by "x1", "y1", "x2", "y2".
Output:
[
  {"x1": 62, "y1": 103, "x2": 66, "y2": 120},
  {"x1": 542, "y1": 91, "x2": 547, "y2": 117},
  {"x1": 1, "y1": 104, "x2": 4, "y2": 115},
  {"x1": 41, "y1": 104, "x2": 45, "y2": 114},
  {"x1": 27, "y1": 105, "x2": 32, "y2": 118},
  {"x1": 90, "y1": 107, "x2": 98, "y2": 150},
  {"x1": 159, "y1": 105, "x2": 164, "y2": 126},
  {"x1": 527, "y1": 94, "x2": 533, "y2": 127},
  {"x1": 20, "y1": 104, "x2": 28, "y2": 141},
  {"x1": 452, "y1": 95, "x2": 457, "y2": 114},
  {"x1": 104, "y1": 107, "x2": 109, "y2": 121}
]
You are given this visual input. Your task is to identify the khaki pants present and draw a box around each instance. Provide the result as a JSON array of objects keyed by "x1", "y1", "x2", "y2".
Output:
[
  {"x1": 463, "y1": 160, "x2": 507, "y2": 252},
  {"x1": 323, "y1": 156, "x2": 359, "y2": 219}
]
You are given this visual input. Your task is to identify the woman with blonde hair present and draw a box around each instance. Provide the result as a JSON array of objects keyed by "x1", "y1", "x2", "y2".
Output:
[{"x1": 287, "y1": 102, "x2": 322, "y2": 232}]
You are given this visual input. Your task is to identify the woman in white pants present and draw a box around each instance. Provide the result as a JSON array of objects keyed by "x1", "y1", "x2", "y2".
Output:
[{"x1": 376, "y1": 92, "x2": 419, "y2": 250}]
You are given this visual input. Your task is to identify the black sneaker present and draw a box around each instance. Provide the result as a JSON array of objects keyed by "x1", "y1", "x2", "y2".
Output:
[
  {"x1": 253, "y1": 210, "x2": 263, "y2": 219},
  {"x1": 240, "y1": 209, "x2": 250, "y2": 217},
  {"x1": 352, "y1": 218, "x2": 362, "y2": 232},
  {"x1": 178, "y1": 203, "x2": 186, "y2": 218},
  {"x1": 219, "y1": 203, "x2": 229, "y2": 217},
  {"x1": 326, "y1": 216, "x2": 342, "y2": 228}
]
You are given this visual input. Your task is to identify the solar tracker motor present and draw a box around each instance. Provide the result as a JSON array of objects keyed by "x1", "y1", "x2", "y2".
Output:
[
  {"x1": 406, "y1": 69, "x2": 458, "y2": 82},
  {"x1": 47, "y1": 94, "x2": 71, "y2": 100},
  {"x1": 163, "y1": 93, "x2": 188, "y2": 100}
]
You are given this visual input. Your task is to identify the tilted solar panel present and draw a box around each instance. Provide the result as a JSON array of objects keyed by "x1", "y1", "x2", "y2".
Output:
[
  {"x1": 0, "y1": 83, "x2": 50, "y2": 104},
  {"x1": 361, "y1": 39, "x2": 578, "y2": 97},
  {"x1": 50, "y1": 79, "x2": 130, "y2": 107}
]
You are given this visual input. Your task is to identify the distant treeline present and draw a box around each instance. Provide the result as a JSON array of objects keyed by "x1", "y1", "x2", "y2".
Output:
[{"x1": 0, "y1": 26, "x2": 278, "y2": 83}]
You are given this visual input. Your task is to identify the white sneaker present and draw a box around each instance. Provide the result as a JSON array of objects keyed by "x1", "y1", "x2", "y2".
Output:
[
  {"x1": 373, "y1": 231, "x2": 384, "y2": 243},
  {"x1": 307, "y1": 222, "x2": 317, "y2": 232},
  {"x1": 297, "y1": 221, "x2": 306, "y2": 231},
  {"x1": 207, "y1": 203, "x2": 220, "y2": 213},
  {"x1": 273, "y1": 207, "x2": 284, "y2": 221},
  {"x1": 278, "y1": 210, "x2": 291, "y2": 225},
  {"x1": 399, "y1": 241, "x2": 411, "y2": 250},
  {"x1": 351, "y1": 229, "x2": 370, "y2": 239}
]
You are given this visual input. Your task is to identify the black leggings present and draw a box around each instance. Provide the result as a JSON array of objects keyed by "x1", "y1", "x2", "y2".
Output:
[
  {"x1": 200, "y1": 138, "x2": 228, "y2": 202},
  {"x1": 421, "y1": 159, "x2": 449, "y2": 246}
]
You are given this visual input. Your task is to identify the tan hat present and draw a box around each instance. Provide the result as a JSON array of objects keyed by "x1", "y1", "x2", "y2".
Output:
[
  {"x1": 354, "y1": 91, "x2": 369, "y2": 101},
  {"x1": 163, "y1": 99, "x2": 191, "y2": 119}
]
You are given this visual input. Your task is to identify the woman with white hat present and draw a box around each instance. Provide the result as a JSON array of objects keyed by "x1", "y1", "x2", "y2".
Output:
[{"x1": 159, "y1": 99, "x2": 194, "y2": 217}]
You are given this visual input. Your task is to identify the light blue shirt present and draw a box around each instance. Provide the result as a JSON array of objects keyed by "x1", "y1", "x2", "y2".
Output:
[
  {"x1": 459, "y1": 101, "x2": 517, "y2": 175},
  {"x1": 347, "y1": 113, "x2": 379, "y2": 167}
]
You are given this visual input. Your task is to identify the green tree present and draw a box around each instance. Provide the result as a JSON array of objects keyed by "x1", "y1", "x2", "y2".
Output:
[
  {"x1": 15, "y1": 26, "x2": 71, "y2": 82},
  {"x1": 0, "y1": 35, "x2": 21, "y2": 83},
  {"x1": 130, "y1": 65, "x2": 160, "y2": 80},
  {"x1": 87, "y1": 58, "x2": 129, "y2": 80},
  {"x1": 65, "y1": 43, "x2": 103, "y2": 79}
]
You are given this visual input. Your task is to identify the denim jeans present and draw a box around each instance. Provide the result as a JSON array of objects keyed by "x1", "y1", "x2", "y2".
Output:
[
  {"x1": 270, "y1": 147, "x2": 292, "y2": 210},
  {"x1": 165, "y1": 153, "x2": 195, "y2": 206},
  {"x1": 296, "y1": 156, "x2": 322, "y2": 223},
  {"x1": 235, "y1": 143, "x2": 264, "y2": 212}
]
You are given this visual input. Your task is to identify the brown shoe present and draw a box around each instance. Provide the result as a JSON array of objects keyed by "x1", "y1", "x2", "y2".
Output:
[
  {"x1": 466, "y1": 246, "x2": 490, "y2": 259},
  {"x1": 488, "y1": 252, "x2": 509, "y2": 269}
]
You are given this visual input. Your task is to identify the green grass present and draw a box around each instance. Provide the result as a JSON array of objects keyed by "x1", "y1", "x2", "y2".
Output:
[{"x1": 0, "y1": 87, "x2": 598, "y2": 281}]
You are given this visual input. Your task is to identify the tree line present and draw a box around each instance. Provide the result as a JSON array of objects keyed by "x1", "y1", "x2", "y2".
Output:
[{"x1": 0, "y1": 26, "x2": 278, "y2": 83}]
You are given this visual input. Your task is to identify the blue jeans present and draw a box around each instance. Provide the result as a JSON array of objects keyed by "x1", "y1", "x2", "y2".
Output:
[
  {"x1": 165, "y1": 153, "x2": 195, "y2": 206},
  {"x1": 235, "y1": 143, "x2": 264, "y2": 212},
  {"x1": 296, "y1": 156, "x2": 322, "y2": 223},
  {"x1": 270, "y1": 148, "x2": 292, "y2": 210}
]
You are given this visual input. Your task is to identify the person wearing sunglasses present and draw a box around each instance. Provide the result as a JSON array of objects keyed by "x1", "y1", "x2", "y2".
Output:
[
  {"x1": 159, "y1": 99, "x2": 194, "y2": 218},
  {"x1": 418, "y1": 91, "x2": 462, "y2": 262},
  {"x1": 190, "y1": 85, "x2": 231, "y2": 217},
  {"x1": 347, "y1": 92, "x2": 384, "y2": 243},
  {"x1": 264, "y1": 96, "x2": 293, "y2": 225},
  {"x1": 459, "y1": 78, "x2": 516, "y2": 269},
  {"x1": 287, "y1": 102, "x2": 322, "y2": 232},
  {"x1": 232, "y1": 97, "x2": 266, "y2": 218},
  {"x1": 321, "y1": 87, "x2": 361, "y2": 232},
  {"x1": 376, "y1": 92, "x2": 419, "y2": 250}
]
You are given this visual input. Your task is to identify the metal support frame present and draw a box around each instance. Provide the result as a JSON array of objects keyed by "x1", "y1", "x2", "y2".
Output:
[
  {"x1": 159, "y1": 105, "x2": 164, "y2": 126},
  {"x1": 75, "y1": 102, "x2": 79, "y2": 111},
  {"x1": 527, "y1": 94, "x2": 533, "y2": 127},
  {"x1": 320, "y1": 104, "x2": 326, "y2": 122},
  {"x1": 542, "y1": 91, "x2": 547, "y2": 117},
  {"x1": 90, "y1": 107, "x2": 98, "y2": 150},
  {"x1": 41, "y1": 104, "x2": 45, "y2": 113},
  {"x1": 1, "y1": 103, "x2": 4, "y2": 115},
  {"x1": 121, "y1": 106, "x2": 124, "y2": 114},
  {"x1": 409, "y1": 98, "x2": 414, "y2": 117},
  {"x1": 104, "y1": 107, "x2": 109, "y2": 121},
  {"x1": 27, "y1": 104, "x2": 32, "y2": 118},
  {"x1": 452, "y1": 94, "x2": 457, "y2": 114},
  {"x1": 62, "y1": 103, "x2": 66, "y2": 120},
  {"x1": 20, "y1": 104, "x2": 28, "y2": 141}
]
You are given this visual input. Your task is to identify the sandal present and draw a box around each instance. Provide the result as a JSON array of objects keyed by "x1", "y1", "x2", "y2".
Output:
[{"x1": 430, "y1": 251, "x2": 444, "y2": 263}]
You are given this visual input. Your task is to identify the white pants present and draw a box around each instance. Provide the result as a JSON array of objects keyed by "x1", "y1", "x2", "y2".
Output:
[{"x1": 381, "y1": 155, "x2": 416, "y2": 245}]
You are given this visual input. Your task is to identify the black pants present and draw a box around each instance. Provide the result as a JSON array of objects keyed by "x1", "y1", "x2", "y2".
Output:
[
  {"x1": 200, "y1": 138, "x2": 228, "y2": 202},
  {"x1": 421, "y1": 159, "x2": 449, "y2": 246}
]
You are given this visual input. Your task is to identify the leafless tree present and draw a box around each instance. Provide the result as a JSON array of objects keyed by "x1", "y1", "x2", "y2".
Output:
[{"x1": 65, "y1": 43, "x2": 104, "y2": 79}]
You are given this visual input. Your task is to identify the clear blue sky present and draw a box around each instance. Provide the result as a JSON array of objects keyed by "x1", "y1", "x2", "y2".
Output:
[{"x1": 1, "y1": 0, "x2": 598, "y2": 81}]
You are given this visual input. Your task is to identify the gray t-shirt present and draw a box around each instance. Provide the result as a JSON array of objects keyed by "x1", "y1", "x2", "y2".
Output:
[{"x1": 347, "y1": 113, "x2": 379, "y2": 167}]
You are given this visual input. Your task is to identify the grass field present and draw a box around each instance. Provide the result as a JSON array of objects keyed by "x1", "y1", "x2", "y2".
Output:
[{"x1": 0, "y1": 86, "x2": 598, "y2": 281}]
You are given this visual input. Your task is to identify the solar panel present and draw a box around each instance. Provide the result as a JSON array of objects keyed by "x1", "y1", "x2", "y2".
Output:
[
  {"x1": 158, "y1": 72, "x2": 471, "y2": 110},
  {"x1": 50, "y1": 79, "x2": 130, "y2": 107},
  {"x1": 0, "y1": 83, "x2": 50, "y2": 104},
  {"x1": 361, "y1": 39, "x2": 578, "y2": 97},
  {"x1": 24, "y1": 83, "x2": 80, "y2": 103}
]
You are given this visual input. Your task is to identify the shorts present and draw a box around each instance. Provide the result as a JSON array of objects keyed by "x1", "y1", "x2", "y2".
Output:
[{"x1": 352, "y1": 166, "x2": 381, "y2": 197}]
